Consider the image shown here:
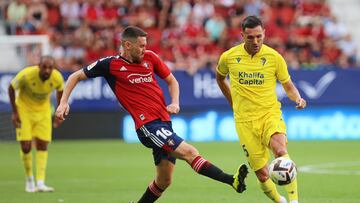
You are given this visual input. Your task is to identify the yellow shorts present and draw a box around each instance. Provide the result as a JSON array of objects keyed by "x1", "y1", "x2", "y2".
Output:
[
  {"x1": 16, "y1": 107, "x2": 52, "y2": 142},
  {"x1": 235, "y1": 113, "x2": 287, "y2": 171}
]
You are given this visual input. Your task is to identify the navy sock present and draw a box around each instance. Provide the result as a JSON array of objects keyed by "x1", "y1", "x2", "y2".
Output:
[
  {"x1": 191, "y1": 156, "x2": 234, "y2": 185},
  {"x1": 138, "y1": 181, "x2": 164, "y2": 203}
]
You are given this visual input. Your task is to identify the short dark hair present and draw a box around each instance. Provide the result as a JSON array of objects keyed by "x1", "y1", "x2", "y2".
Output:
[
  {"x1": 241, "y1": 16, "x2": 263, "y2": 31},
  {"x1": 121, "y1": 26, "x2": 147, "y2": 40},
  {"x1": 39, "y1": 55, "x2": 55, "y2": 65}
]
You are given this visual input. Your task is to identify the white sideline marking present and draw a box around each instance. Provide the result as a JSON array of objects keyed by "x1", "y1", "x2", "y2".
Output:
[{"x1": 298, "y1": 161, "x2": 360, "y2": 175}]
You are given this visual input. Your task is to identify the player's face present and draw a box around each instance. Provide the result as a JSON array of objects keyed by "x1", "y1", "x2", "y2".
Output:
[
  {"x1": 242, "y1": 25, "x2": 265, "y2": 55},
  {"x1": 129, "y1": 37, "x2": 147, "y2": 63},
  {"x1": 39, "y1": 61, "x2": 54, "y2": 81}
]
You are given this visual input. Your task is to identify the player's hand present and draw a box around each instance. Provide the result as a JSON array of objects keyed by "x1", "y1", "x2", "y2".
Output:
[
  {"x1": 166, "y1": 103, "x2": 180, "y2": 114},
  {"x1": 53, "y1": 116, "x2": 63, "y2": 128},
  {"x1": 11, "y1": 112, "x2": 21, "y2": 128},
  {"x1": 296, "y1": 98, "x2": 307, "y2": 110},
  {"x1": 56, "y1": 102, "x2": 70, "y2": 121}
]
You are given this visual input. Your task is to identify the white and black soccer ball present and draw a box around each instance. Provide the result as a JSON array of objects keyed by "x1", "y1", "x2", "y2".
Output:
[{"x1": 268, "y1": 157, "x2": 297, "y2": 185}]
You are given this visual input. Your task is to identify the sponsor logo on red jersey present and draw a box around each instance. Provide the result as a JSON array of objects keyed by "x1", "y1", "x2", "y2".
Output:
[{"x1": 127, "y1": 72, "x2": 153, "y2": 84}]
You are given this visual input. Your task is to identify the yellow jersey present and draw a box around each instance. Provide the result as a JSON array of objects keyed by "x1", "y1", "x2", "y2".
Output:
[
  {"x1": 11, "y1": 66, "x2": 64, "y2": 112},
  {"x1": 216, "y1": 44, "x2": 290, "y2": 122}
]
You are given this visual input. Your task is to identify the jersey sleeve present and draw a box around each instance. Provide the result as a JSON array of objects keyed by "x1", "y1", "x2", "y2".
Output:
[
  {"x1": 148, "y1": 51, "x2": 171, "y2": 79},
  {"x1": 10, "y1": 69, "x2": 26, "y2": 90},
  {"x1": 216, "y1": 52, "x2": 229, "y2": 76},
  {"x1": 275, "y1": 53, "x2": 291, "y2": 84},
  {"x1": 53, "y1": 70, "x2": 65, "y2": 91},
  {"x1": 83, "y1": 57, "x2": 112, "y2": 78}
]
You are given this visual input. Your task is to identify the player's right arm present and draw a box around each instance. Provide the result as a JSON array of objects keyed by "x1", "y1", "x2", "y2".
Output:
[
  {"x1": 215, "y1": 52, "x2": 232, "y2": 107},
  {"x1": 55, "y1": 69, "x2": 88, "y2": 121},
  {"x1": 56, "y1": 57, "x2": 111, "y2": 120},
  {"x1": 8, "y1": 84, "x2": 21, "y2": 128},
  {"x1": 216, "y1": 73, "x2": 232, "y2": 107},
  {"x1": 8, "y1": 69, "x2": 26, "y2": 128}
]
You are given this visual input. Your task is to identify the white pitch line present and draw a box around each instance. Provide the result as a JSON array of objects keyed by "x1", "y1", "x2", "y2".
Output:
[{"x1": 298, "y1": 161, "x2": 360, "y2": 175}]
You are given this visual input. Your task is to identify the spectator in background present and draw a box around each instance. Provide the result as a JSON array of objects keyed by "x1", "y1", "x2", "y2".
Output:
[
  {"x1": 23, "y1": 0, "x2": 48, "y2": 34},
  {"x1": 172, "y1": 0, "x2": 192, "y2": 28},
  {"x1": 157, "y1": 0, "x2": 171, "y2": 30},
  {"x1": 244, "y1": 0, "x2": 268, "y2": 16},
  {"x1": 60, "y1": 0, "x2": 81, "y2": 30},
  {"x1": 45, "y1": 0, "x2": 61, "y2": 30},
  {"x1": 205, "y1": 13, "x2": 227, "y2": 45},
  {"x1": 338, "y1": 34, "x2": 357, "y2": 67},
  {"x1": 50, "y1": 32, "x2": 66, "y2": 69},
  {"x1": 2, "y1": 0, "x2": 358, "y2": 71},
  {"x1": 5, "y1": 0, "x2": 27, "y2": 35},
  {"x1": 192, "y1": 0, "x2": 215, "y2": 26},
  {"x1": 81, "y1": 0, "x2": 103, "y2": 30},
  {"x1": 323, "y1": 15, "x2": 348, "y2": 41}
]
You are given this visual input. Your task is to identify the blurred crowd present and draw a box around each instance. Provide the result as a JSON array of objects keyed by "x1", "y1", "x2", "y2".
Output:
[{"x1": 1, "y1": 0, "x2": 358, "y2": 73}]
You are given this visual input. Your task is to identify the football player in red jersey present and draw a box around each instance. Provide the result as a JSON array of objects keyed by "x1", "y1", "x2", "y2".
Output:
[{"x1": 56, "y1": 26, "x2": 248, "y2": 203}]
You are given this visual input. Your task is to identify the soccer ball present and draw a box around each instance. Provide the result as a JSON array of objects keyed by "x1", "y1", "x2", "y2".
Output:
[{"x1": 268, "y1": 157, "x2": 297, "y2": 185}]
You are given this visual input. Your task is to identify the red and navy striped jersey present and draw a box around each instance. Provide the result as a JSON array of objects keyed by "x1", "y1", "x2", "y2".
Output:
[{"x1": 83, "y1": 51, "x2": 171, "y2": 129}]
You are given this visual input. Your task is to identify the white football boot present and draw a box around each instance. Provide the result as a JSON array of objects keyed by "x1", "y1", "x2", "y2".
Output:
[{"x1": 37, "y1": 180, "x2": 54, "y2": 192}]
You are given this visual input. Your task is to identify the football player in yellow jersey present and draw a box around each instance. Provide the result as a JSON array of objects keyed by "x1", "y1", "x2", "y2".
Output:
[
  {"x1": 8, "y1": 56, "x2": 64, "y2": 193},
  {"x1": 216, "y1": 16, "x2": 307, "y2": 203}
]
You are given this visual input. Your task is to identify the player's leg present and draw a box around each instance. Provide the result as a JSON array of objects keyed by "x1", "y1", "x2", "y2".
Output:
[
  {"x1": 255, "y1": 166, "x2": 286, "y2": 203},
  {"x1": 265, "y1": 114, "x2": 297, "y2": 203},
  {"x1": 19, "y1": 141, "x2": 32, "y2": 175},
  {"x1": 136, "y1": 120, "x2": 178, "y2": 202},
  {"x1": 170, "y1": 141, "x2": 248, "y2": 193},
  {"x1": 269, "y1": 133, "x2": 287, "y2": 157},
  {"x1": 237, "y1": 120, "x2": 284, "y2": 202},
  {"x1": 34, "y1": 138, "x2": 53, "y2": 192},
  {"x1": 136, "y1": 119, "x2": 247, "y2": 195},
  {"x1": 33, "y1": 111, "x2": 54, "y2": 192},
  {"x1": 20, "y1": 141, "x2": 36, "y2": 192},
  {"x1": 16, "y1": 107, "x2": 35, "y2": 192},
  {"x1": 138, "y1": 159, "x2": 174, "y2": 203},
  {"x1": 269, "y1": 133, "x2": 298, "y2": 203}
]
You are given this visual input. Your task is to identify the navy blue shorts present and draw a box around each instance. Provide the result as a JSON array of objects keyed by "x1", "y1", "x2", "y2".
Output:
[{"x1": 136, "y1": 119, "x2": 184, "y2": 165}]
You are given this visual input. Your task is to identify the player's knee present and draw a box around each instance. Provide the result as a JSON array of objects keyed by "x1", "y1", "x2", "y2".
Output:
[
  {"x1": 35, "y1": 138, "x2": 48, "y2": 150},
  {"x1": 21, "y1": 146, "x2": 31, "y2": 154},
  {"x1": 174, "y1": 142, "x2": 200, "y2": 163},
  {"x1": 184, "y1": 146, "x2": 199, "y2": 162},
  {"x1": 20, "y1": 142, "x2": 32, "y2": 153},
  {"x1": 258, "y1": 175, "x2": 270, "y2": 183},
  {"x1": 255, "y1": 168, "x2": 269, "y2": 183}
]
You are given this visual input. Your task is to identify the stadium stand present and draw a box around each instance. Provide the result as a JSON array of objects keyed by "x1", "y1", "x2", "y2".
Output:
[{"x1": 0, "y1": 0, "x2": 359, "y2": 73}]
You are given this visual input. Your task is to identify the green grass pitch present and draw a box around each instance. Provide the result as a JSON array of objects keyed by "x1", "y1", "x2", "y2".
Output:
[{"x1": 1, "y1": 140, "x2": 360, "y2": 203}]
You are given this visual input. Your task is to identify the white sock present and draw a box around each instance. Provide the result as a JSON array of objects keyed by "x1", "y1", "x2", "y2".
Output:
[
  {"x1": 279, "y1": 196, "x2": 287, "y2": 203},
  {"x1": 26, "y1": 176, "x2": 34, "y2": 182}
]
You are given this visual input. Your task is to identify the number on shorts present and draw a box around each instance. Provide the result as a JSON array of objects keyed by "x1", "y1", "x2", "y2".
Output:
[{"x1": 156, "y1": 128, "x2": 172, "y2": 139}]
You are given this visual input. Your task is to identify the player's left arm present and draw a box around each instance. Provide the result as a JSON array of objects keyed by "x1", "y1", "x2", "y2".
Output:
[
  {"x1": 53, "y1": 90, "x2": 63, "y2": 128},
  {"x1": 150, "y1": 51, "x2": 180, "y2": 114},
  {"x1": 53, "y1": 71, "x2": 65, "y2": 128},
  {"x1": 276, "y1": 53, "x2": 306, "y2": 110},
  {"x1": 164, "y1": 73, "x2": 180, "y2": 114},
  {"x1": 282, "y1": 80, "x2": 306, "y2": 110}
]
